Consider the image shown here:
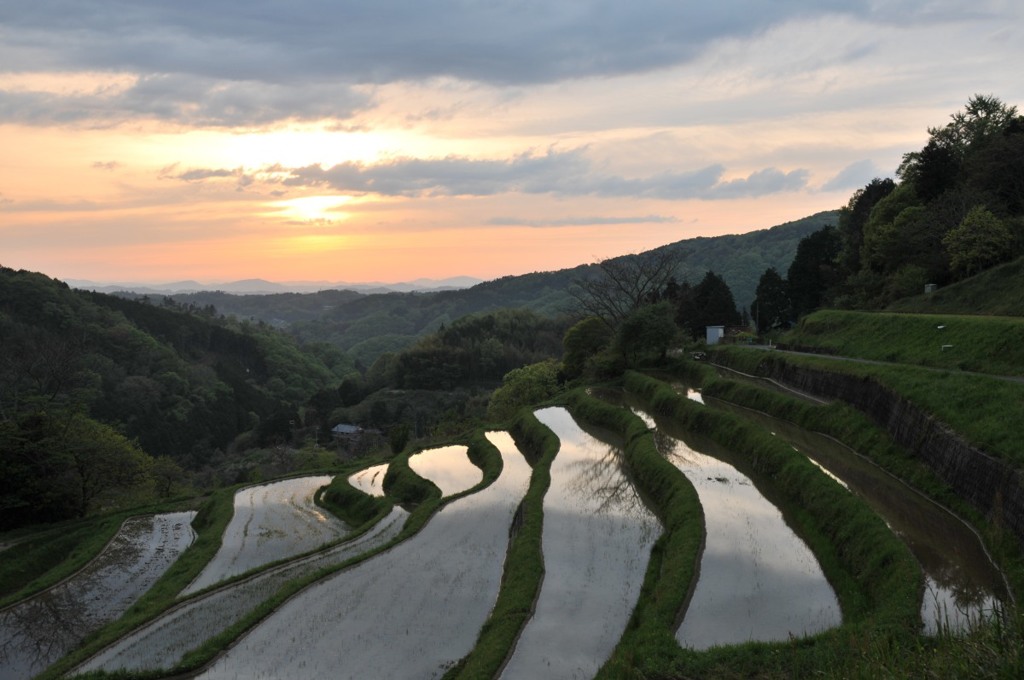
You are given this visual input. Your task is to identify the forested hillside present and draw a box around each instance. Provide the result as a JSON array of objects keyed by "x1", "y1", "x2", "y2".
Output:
[
  {"x1": 746, "y1": 95, "x2": 1024, "y2": 331},
  {"x1": 820, "y1": 96, "x2": 1021, "y2": 311},
  {"x1": 0, "y1": 267, "x2": 351, "y2": 529},
  {"x1": 159, "y1": 211, "x2": 835, "y2": 367}
]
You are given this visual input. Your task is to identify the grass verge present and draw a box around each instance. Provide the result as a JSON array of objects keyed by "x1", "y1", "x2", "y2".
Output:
[
  {"x1": 618, "y1": 370, "x2": 923, "y2": 677},
  {"x1": 446, "y1": 413, "x2": 556, "y2": 680}
]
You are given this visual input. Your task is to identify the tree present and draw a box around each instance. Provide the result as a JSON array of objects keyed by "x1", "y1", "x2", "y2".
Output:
[
  {"x1": 837, "y1": 178, "x2": 896, "y2": 275},
  {"x1": 487, "y1": 360, "x2": 561, "y2": 422},
  {"x1": 750, "y1": 267, "x2": 790, "y2": 333},
  {"x1": 615, "y1": 302, "x2": 677, "y2": 366},
  {"x1": 388, "y1": 423, "x2": 410, "y2": 454},
  {"x1": 943, "y1": 206, "x2": 1014, "y2": 278},
  {"x1": 788, "y1": 226, "x2": 841, "y2": 317},
  {"x1": 562, "y1": 316, "x2": 613, "y2": 378},
  {"x1": 685, "y1": 271, "x2": 740, "y2": 339},
  {"x1": 151, "y1": 455, "x2": 185, "y2": 498},
  {"x1": 570, "y1": 249, "x2": 684, "y2": 327}
]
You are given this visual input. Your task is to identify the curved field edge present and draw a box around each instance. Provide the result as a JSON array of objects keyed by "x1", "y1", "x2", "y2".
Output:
[
  {"x1": 562, "y1": 390, "x2": 705, "y2": 679},
  {"x1": 62, "y1": 438, "x2": 501, "y2": 680},
  {"x1": 612, "y1": 371, "x2": 922, "y2": 678},
  {"x1": 0, "y1": 515, "x2": 131, "y2": 608},
  {"x1": 443, "y1": 412, "x2": 556, "y2": 680},
  {"x1": 710, "y1": 346, "x2": 1024, "y2": 578},
  {"x1": 49, "y1": 455, "x2": 426, "y2": 680}
]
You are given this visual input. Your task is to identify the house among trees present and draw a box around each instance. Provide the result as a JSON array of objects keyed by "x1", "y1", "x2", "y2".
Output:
[{"x1": 330, "y1": 423, "x2": 384, "y2": 457}]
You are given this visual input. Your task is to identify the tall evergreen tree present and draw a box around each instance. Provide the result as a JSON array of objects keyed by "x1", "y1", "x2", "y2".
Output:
[
  {"x1": 686, "y1": 271, "x2": 740, "y2": 339},
  {"x1": 750, "y1": 267, "x2": 791, "y2": 333},
  {"x1": 788, "y1": 227, "x2": 841, "y2": 319}
]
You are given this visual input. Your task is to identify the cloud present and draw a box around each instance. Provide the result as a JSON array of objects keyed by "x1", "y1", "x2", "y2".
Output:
[
  {"x1": 173, "y1": 167, "x2": 243, "y2": 182},
  {"x1": 182, "y1": 150, "x2": 808, "y2": 200},
  {"x1": 0, "y1": 74, "x2": 369, "y2": 127},
  {"x1": 820, "y1": 159, "x2": 889, "y2": 192},
  {"x1": 487, "y1": 215, "x2": 679, "y2": 228},
  {"x1": 705, "y1": 167, "x2": 810, "y2": 199},
  {"x1": 12, "y1": 0, "x2": 1000, "y2": 127},
  {"x1": 91, "y1": 161, "x2": 120, "y2": 171},
  {"x1": 1, "y1": 2, "x2": 882, "y2": 85}
]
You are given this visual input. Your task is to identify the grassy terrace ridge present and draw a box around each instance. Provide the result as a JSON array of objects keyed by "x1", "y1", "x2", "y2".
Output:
[
  {"x1": 781, "y1": 309, "x2": 1024, "y2": 377},
  {"x1": 668, "y1": 355, "x2": 1024, "y2": 677},
  {"x1": 713, "y1": 344, "x2": 1024, "y2": 469},
  {"x1": 886, "y1": 256, "x2": 1024, "y2": 318},
  {"x1": 446, "y1": 413, "x2": 555, "y2": 680},
  {"x1": 614, "y1": 372, "x2": 924, "y2": 678},
  {"x1": 39, "y1": 452, "x2": 475, "y2": 680}
]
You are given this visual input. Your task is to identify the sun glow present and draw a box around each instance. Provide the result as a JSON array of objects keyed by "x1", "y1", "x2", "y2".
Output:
[{"x1": 270, "y1": 195, "x2": 355, "y2": 222}]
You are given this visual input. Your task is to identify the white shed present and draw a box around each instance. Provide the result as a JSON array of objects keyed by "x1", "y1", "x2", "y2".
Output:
[{"x1": 706, "y1": 325, "x2": 725, "y2": 345}]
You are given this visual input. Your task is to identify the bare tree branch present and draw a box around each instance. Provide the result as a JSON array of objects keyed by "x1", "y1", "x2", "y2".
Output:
[{"x1": 569, "y1": 248, "x2": 684, "y2": 326}]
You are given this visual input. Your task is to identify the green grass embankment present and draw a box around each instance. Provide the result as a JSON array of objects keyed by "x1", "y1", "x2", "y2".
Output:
[
  {"x1": 447, "y1": 413, "x2": 556, "y2": 680},
  {"x1": 713, "y1": 345, "x2": 1024, "y2": 470},
  {"x1": 0, "y1": 516, "x2": 125, "y2": 608},
  {"x1": 560, "y1": 390, "x2": 705, "y2": 678},
  {"x1": 886, "y1": 256, "x2": 1024, "y2": 317},
  {"x1": 782, "y1": 309, "x2": 1024, "y2": 377},
  {"x1": 699, "y1": 374, "x2": 972, "y2": 525},
  {"x1": 620, "y1": 370, "x2": 922, "y2": 677},
  {"x1": 318, "y1": 477, "x2": 393, "y2": 529},
  {"x1": 57, "y1": 439, "x2": 502, "y2": 680},
  {"x1": 655, "y1": 360, "x2": 1024, "y2": 677}
]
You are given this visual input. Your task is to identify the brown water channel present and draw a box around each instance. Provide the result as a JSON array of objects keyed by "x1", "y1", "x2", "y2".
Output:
[{"x1": 708, "y1": 397, "x2": 1008, "y2": 634}]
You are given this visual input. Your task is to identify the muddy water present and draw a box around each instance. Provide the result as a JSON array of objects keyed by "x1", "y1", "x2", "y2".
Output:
[
  {"x1": 499, "y1": 407, "x2": 661, "y2": 679},
  {"x1": 629, "y1": 407, "x2": 841, "y2": 648},
  {"x1": 347, "y1": 463, "x2": 388, "y2": 497},
  {"x1": 712, "y1": 401, "x2": 1007, "y2": 634},
  {"x1": 0, "y1": 512, "x2": 196, "y2": 680},
  {"x1": 408, "y1": 444, "x2": 482, "y2": 497}
]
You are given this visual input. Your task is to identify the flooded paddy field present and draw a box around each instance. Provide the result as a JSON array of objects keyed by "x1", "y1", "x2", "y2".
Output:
[
  {"x1": 714, "y1": 403, "x2": 1008, "y2": 634},
  {"x1": 0, "y1": 512, "x2": 196, "y2": 680},
  {"x1": 632, "y1": 407, "x2": 841, "y2": 648},
  {"x1": 74, "y1": 507, "x2": 408, "y2": 675},
  {"x1": 191, "y1": 433, "x2": 530, "y2": 680},
  {"x1": 347, "y1": 463, "x2": 388, "y2": 497},
  {"x1": 500, "y1": 407, "x2": 661, "y2": 679},
  {"x1": 408, "y1": 444, "x2": 482, "y2": 496},
  {"x1": 183, "y1": 475, "x2": 347, "y2": 595}
]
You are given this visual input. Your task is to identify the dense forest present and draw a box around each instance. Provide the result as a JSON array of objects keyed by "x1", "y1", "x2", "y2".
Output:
[
  {"x1": 0, "y1": 268, "x2": 352, "y2": 529},
  {"x1": 750, "y1": 95, "x2": 1024, "y2": 329}
]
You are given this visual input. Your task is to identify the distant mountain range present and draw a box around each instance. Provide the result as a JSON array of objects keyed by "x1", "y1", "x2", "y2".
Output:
[{"x1": 65, "y1": 275, "x2": 485, "y2": 296}]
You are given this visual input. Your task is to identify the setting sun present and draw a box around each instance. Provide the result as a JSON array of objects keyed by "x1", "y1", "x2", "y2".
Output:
[{"x1": 270, "y1": 195, "x2": 356, "y2": 223}]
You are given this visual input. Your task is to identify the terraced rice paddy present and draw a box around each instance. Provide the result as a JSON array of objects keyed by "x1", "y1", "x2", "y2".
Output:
[
  {"x1": 500, "y1": 407, "x2": 661, "y2": 679},
  {"x1": 733, "y1": 409, "x2": 1008, "y2": 635},
  {"x1": 347, "y1": 463, "x2": 388, "y2": 497},
  {"x1": 184, "y1": 476, "x2": 347, "y2": 595},
  {"x1": 74, "y1": 507, "x2": 408, "y2": 676},
  {"x1": 0, "y1": 512, "x2": 196, "y2": 680},
  {"x1": 192, "y1": 433, "x2": 530, "y2": 679},
  {"x1": 632, "y1": 407, "x2": 841, "y2": 649},
  {"x1": 408, "y1": 444, "x2": 482, "y2": 496}
]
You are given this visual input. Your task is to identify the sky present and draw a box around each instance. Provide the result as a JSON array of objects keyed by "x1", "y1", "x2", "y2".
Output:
[{"x1": 1, "y1": 1, "x2": 1022, "y2": 285}]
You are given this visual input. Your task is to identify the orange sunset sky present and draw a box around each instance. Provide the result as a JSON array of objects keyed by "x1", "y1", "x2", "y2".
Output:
[{"x1": 2, "y1": 1, "x2": 1023, "y2": 285}]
